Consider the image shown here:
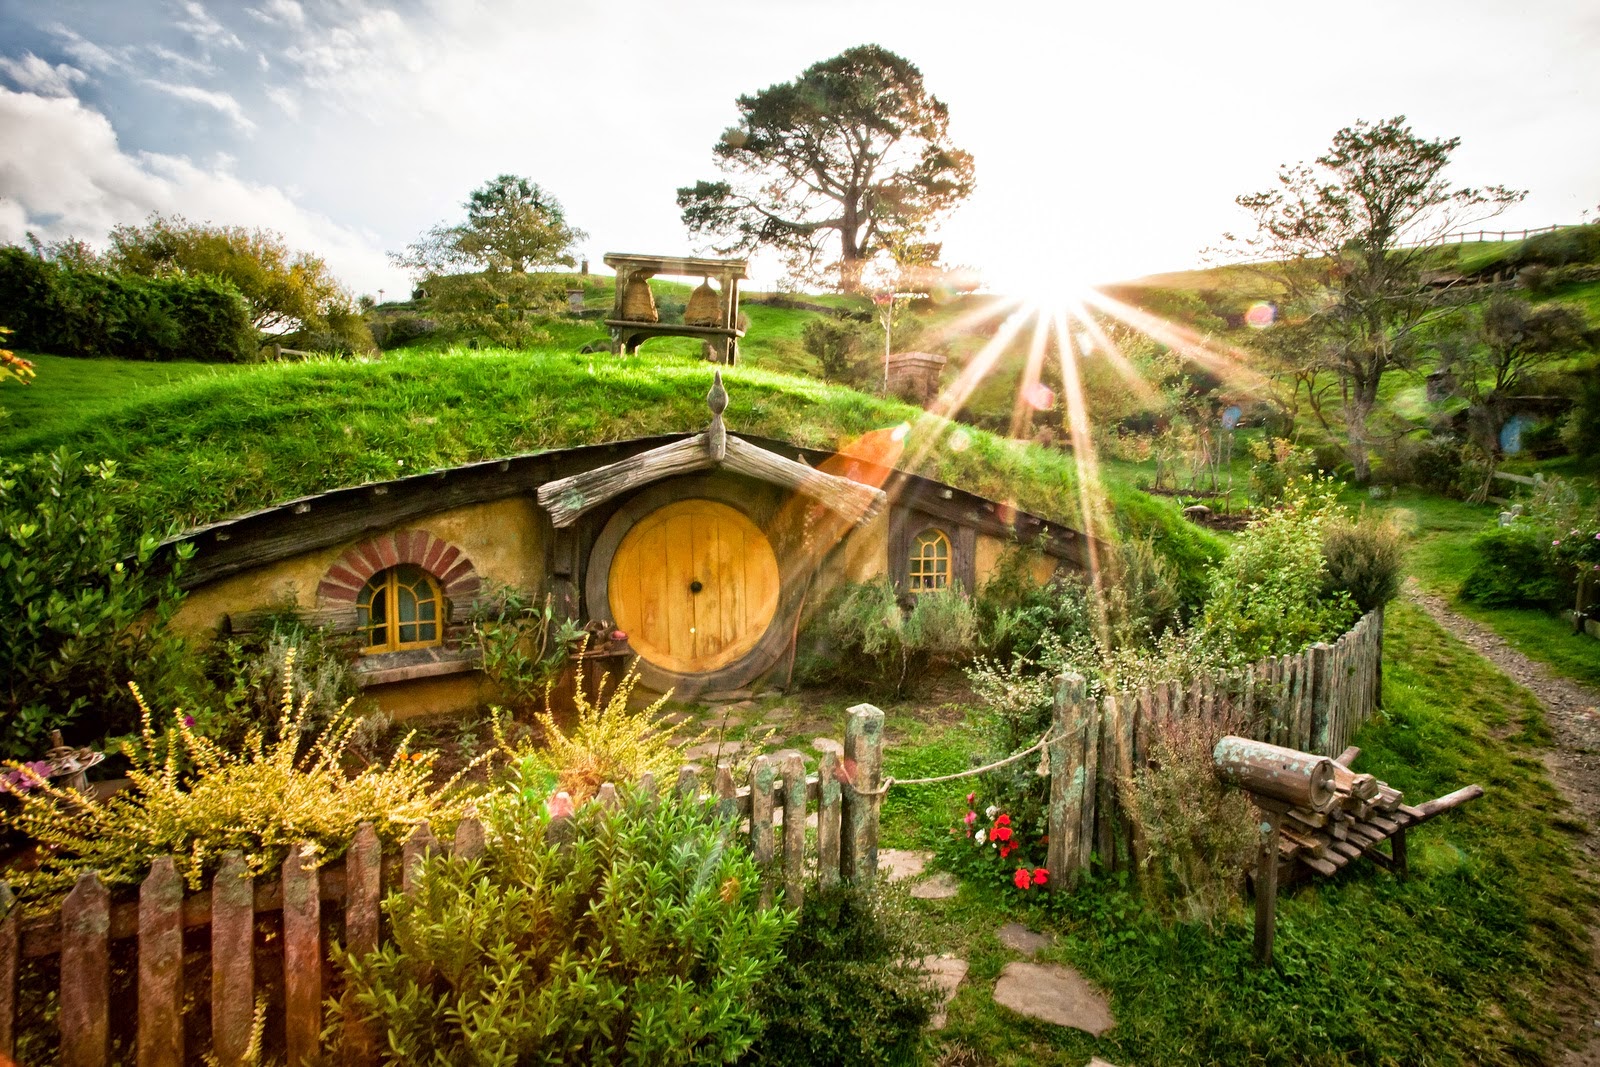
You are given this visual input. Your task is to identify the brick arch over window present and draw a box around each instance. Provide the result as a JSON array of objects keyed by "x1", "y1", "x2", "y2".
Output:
[{"x1": 316, "y1": 530, "x2": 481, "y2": 613}]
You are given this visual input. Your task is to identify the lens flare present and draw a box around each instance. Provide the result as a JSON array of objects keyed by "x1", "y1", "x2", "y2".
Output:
[{"x1": 1245, "y1": 302, "x2": 1276, "y2": 329}]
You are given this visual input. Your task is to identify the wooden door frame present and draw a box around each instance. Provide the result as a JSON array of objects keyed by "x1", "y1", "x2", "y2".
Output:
[{"x1": 584, "y1": 474, "x2": 805, "y2": 699}]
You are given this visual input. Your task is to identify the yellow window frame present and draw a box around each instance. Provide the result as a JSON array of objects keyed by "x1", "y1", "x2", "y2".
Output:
[
  {"x1": 357, "y1": 564, "x2": 444, "y2": 653},
  {"x1": 908, "y1": 529, "x2": 952, "y2": 593}
]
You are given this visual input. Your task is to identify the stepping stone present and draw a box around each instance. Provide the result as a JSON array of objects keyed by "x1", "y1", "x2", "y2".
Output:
[
  {"x1": 771, "y1": 806, "x2": 818, "y2": 830},
  {"x1": 812, "y1": 738, "x2": 843, "y2": 756},
  {"x1": 879, "y1": 849, "x2": 930, "y2": 882},
  {"x1": 992, "y1": 961, "x2": 1115, "y2": 1036},
  {"x1": 1087, "y1": 1060, "x2": 1122, "y2": 1067},
  {"x1": 656, "y1": 711, "x2": 695, "y2": 727},
  {"x1": 909, "y1": 872, "x2": 960, "y2": 900},
  {"x1": 996, "y1": 922, "x2": 1054, "y2": 957},
  {"x1": 919, "y1": 955, "x2": 968, "y2": 1030},
  {"x1": 682, "y1": 741, "x2": 743, "y2": 763}
]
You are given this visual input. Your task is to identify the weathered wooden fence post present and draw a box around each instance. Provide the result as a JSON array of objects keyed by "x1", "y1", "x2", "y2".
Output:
[
  {"x1": 283, "y1": 843, "x2": 321, "y2": 1067},
  {"x1": 212, "y1": 852, "x2": 254, "y2": 1067},
  {"x1": 0, "y1": 882, "x2": 16, "y2": 1060},
  {"x1": 840, "y1": 703, "x2": 884, "y2": 882},
  {"x1": 780, "y1": 752, "x2": 807, "y2": 909},
  {"x1": 138, "y1": 858, "x2": 183, "y2": 1067},
  {"x1": 342, "y1": 823, "x2": 381, "y2": 1067},
  {"x1": 1310, "y1": 642, "x2": 1333, "y2": 755},
  {"x1": 61, "y1": 871, "x2": 109, "y2": 1067},
  {"x1": 1048, "y1": 673, "x2": 1086, "y2": 890},
  {"x1": 816, "y1": 743, "x2": 842, "y2": 888},
  {"x1": 749, "y1": 755, "x2": 776, "y2": 908}
]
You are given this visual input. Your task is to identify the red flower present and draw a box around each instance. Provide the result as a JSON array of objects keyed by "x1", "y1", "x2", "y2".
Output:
[
  {"x1": 1000, "y1": 843, "x2": 1014, "y2": 858},
  {"x1": 992, "y1": 826, "x2": 1013, "y2": 843},
  {"x1": 1032, "y1": 868, "x2": 1049, "y2": 886},
  {"x1": 995, "y1": 814, "x2": 1011, "y2": 827},
  {"x1": 1013, "y1": 868, "x2": 1031, "y2": 890}
]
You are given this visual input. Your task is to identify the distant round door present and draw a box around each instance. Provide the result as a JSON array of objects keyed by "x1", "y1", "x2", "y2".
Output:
[{"x1": 607, "y1": 498, "x2": 781, "y2": 674}]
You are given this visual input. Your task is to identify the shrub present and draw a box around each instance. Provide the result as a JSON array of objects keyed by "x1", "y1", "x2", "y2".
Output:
[
  {"x1": 744, "y1": 881, "x2": 937, "y2": 1066},
  {"x1": 1321, "y1": 509, "x2": 1405, "y2": 613},
  {"x1": 202, "y1": 619, "x2": 367, "y2": 746},
  {"x1": 2, "y1": 657, "x2": 479, "y2": 907},
  {"x1": 801, "y1": 317, "x2": 871, "y2": 385},
  {"x1": 333, "y1": 788, "x2": 793, "y2": 1065},
  {"x1": 1559, "y1": 361, "x2": 1600, "y2": 459},
  {"x1": 1118, "y1": 716, "x2": 1255, "y2": 924},
  {"x1": 1459, "y1": 524, "x2": 1564, "y2": 608},
  {"x1": 804, "y1": 578, "x2": 979, "y2": 696},
  {"x1": 0, "y1": 448, "x2": 193, "y2": 761},
  {"x1": 471, "y1": 587, "x2": 582, "y2": 715},
  {"x1": 1506, "y1": 223, "x2": 1600, "y2": 270},
  {"x1": 975, "y1": 557, "x2": 1094, "y2": 665}
]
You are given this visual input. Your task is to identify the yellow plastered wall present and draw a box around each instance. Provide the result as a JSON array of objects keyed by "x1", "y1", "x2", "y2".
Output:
[
  {"x1": 366, "y1": 673, "x2": 490, "y2": 721},
  {"x1": 171, "y1": 496, "x2": 548, "y2": 636},
  {"x1": 809, "y1": 508, "x2": 890, "y2": 602},
  {"x1": 974, "y1": 534, "x2": 1059, "y2": 589}
]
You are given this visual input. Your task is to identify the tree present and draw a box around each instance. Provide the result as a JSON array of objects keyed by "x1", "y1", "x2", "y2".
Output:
[
  {"x1": 393, "y1": 175, "x2": 586, "y2": 276},
  {"x1": 677, "y1": 44, "x2": 975, "y2": 292},
  {"x1": 1443, "y1": 294, "x2": 1594, "y2": 461},
  {"x1": 104, "y1": 214, "x2": 371, "y2": 351},
  {"x1": 1223, "y1": 117, "x2": 1523, "y2": 480}
]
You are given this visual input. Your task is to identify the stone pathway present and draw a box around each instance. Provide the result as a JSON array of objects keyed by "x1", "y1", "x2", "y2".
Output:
[
  {"x1": 879, "y1": 848, "x2": 960, "y2": 900},
  {"x1": 996, "y1": 921, "x2": 1054, "y2": 957},
  {"x1": 1405, "y1": 582, "x2": 1600, "y2": 1065},
  {"x1": 992, "y1": 961, "x2": 1116, "y2": 1037},
  {"x1": 920, "y1": 955, "x2": 969, "y2": 1030}
]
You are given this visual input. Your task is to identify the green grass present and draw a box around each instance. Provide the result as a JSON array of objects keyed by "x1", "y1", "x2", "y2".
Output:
[
  {"x1": 902, "y1": 600, "x2": 1593, "y2": 1065},
  {"x1": 0, "y1": 353, "x2": 234, "y2": 442}
]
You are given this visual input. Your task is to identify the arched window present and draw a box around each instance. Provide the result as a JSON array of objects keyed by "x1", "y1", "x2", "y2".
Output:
[
  {"x1": 908, "y1": 529, "x2": 952, "y2": 593},
  {"x1": 357, "y1": 564, "x2": 443, "y2": 652}
]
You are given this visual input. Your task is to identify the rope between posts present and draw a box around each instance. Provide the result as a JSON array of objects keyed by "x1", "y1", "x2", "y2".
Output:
[{"x1": 847, "y1": 728, "x2": 1063, "y2": 797}]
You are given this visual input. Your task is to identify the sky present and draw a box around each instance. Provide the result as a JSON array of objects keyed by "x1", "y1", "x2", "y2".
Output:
[{"x1": 0, "y1": 0, "x2": 1596, "y2": 300}]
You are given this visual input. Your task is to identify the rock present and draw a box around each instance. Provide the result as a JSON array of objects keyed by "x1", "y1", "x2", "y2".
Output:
[
  {"x1": 812, "y1": 737, "x2": 843, "y2": 756},
  {"x1": 919, "y1": 955, "x2": 968, "y2": 1029},
  {"x1": 682, "y1": 741, "x2": 743, "y2": 763},
  {"x1": 878, "y1": 849, "x2": 930, "y2": 882},
  {"x1": 909, "y1": 872, "x2": 960, "y2": 900},
  {"x1": 1086, "y1": 1060, "x2": 1122, "y2": 1067},
  {"x1": 992, "y1": 961, "x2": 1115, "y2": 1036},
  {"x1": 996, "y1": 922, "x2": 1053, "y2": 957},
  {"x1": 772, "y1": 806, "x2": 818, "y2": 830},
  {"x1": 656, "y1": 711, "x2": 695, "y2": 727}
]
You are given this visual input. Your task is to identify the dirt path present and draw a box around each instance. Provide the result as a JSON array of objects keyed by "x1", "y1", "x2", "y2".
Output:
[{"x1": 1404, "y1": 580, "x2": 1600, "y2": 1064}]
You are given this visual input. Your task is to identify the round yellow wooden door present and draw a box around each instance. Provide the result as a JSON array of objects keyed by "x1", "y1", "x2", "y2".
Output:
[{"x1": 608, "y1": 499, "x2": 781, "y2": 674}]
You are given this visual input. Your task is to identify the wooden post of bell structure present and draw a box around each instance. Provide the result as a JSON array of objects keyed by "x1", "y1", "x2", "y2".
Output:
[{"x1": 1251, "y1": 798, "x2": 1287, "y2": 966}]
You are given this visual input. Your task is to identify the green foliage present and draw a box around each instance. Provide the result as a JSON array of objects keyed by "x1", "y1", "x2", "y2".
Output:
[
  {"x1": 1321, "y1": 508, "x2": 1405, "y2": 612},
  {"x1": 0, "y1": 246, "x2": 257, "y2": 362},
  {"x1": 418, "y1": 269, "x2": 563, "y2": 347},
  {"x1": 202, "y1": 618, "x2": 367, "y2": 746},
  {"x1": 1560, "y1": 359, "x2": 1600, "y2": 459},
  {"x1": 679, "y1": 44, "x2": 975, "y2": 291},
  {"x1": 1460, "y1": 524, "x2": 1564, "y2": 608},
  {"x1": 1505, "y1": 223, "x2": 1600, "y2": 269},
  {"x1": 0, "y1": 448, "x2": 192, "y2": 760},
  {"x1": 1118, "y1": 717, "x2": 1255, "y2": 924},
  {"x1": 2, "y1": 657, "x2": 477, "y2": 907},
  {"x1": 1246, "y1": 435, "x2": 1310, "y2": 504},
  {"x1": 333, "y1": 788, "x2": 793, "y2": 1066},
  {"x1": 470, "y1": 587, "x2": 582, "y2": 714},
  {"x1": 105, "y1": 213, "x2": 370, "y2": 351},
  {"x1": 745, "y1": 881, "x2": 937, "y2": 1066},
  {"x1": 800, "y1": 317, "x2": 871, "y2": 384},
  {"x1": 974, "y1": 545, "x2": 1094, "y2": 663},
  {"x1": 804, "y1": 577, "x2": 978, "y2": 696}
]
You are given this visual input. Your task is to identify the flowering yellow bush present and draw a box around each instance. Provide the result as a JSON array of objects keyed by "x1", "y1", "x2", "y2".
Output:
[{"x1": 3, "y1": 652, "x2": 481, "y2": 908}]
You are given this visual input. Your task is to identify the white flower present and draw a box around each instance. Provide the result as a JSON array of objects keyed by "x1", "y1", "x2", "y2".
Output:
[
  {"x1": 985, "y1": 805, "x2": 999, "y2": 820},
  {"x1": 975, "y1": 829, "x2": 987, "y2": 845}
]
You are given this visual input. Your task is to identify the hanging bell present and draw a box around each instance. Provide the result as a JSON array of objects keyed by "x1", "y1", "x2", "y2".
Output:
[
  {"x1": 620, "y1": 272, "x2": 659, "y2": 323},
  {"x1": 684, "y1": 277, "x2": 722, "y2": 327}
]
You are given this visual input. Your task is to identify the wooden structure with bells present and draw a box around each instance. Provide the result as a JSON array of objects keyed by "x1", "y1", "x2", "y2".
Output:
[{"x1": 603, "y1": 252, "x2": 748, "y2": 364}]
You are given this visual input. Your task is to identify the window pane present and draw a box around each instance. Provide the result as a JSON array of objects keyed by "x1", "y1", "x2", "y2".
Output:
[
  {"x1": 370, "y1": 588, "x2": 387, "y2": 624},
  {"x1": 418, "y1": 621, "x2": 437, "y2": 642},
  {"x1": 399, "y1": 623, "x2": 417, "y2": 644},
  {"x1": 398, "y1": 586, "x2": 417, "y2": 623},
  {"x1": 418, "y1": 600, "x2": 436, "y2": 622}
]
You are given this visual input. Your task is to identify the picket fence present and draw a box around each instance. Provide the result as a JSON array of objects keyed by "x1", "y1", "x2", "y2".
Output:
[
  {"x1": 0, "y1": 705, "x2": 888, "y2": 1066},
  {"x1": 1046, "y1": 606, "x2": 1385, "y2": 886}
]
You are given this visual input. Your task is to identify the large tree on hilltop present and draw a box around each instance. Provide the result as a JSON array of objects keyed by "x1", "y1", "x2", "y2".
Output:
[
  {"x1": 1224, "y1": 116, "x2": 1523, "y2": 481},
  {"x1": 393, "y1": 175, "x2": 587, "y2": 276},
  {"x1": 677, "y1": 44, "x2": 975, "y2": 292}
]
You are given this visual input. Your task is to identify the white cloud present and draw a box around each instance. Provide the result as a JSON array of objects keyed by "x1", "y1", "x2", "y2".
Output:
[
  {"x1": 0, "y1": 53, "x2": 88, "y2": 98},
  {"x1": 146, "y1": 44, "x2": 216, "y2": 78},
  {"x1": 175, "y1": 2, "x2": 244, "y2": 51},
  {"x1": 46, "y1": 24, "x2": 127, "y2": 73},
  {"x1": 0, "y1": 87, "x2": 399, "y2": 295},
  {"x1": 145, "y1": 80, "x2": 257, "y2": 133},
  {"x1": 265, "y1": 85, "x2": 300, "y2": 118},
  {"x1": 247, "y1": 0, "x2": 306, "y2": 30}
]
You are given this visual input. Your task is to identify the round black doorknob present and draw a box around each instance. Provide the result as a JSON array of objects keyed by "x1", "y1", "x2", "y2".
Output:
[{"x1": 689, "y1": 580, "x2": 704, "y2": 594}]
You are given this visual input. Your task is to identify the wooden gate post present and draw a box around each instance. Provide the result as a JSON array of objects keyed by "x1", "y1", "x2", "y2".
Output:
[
  {"x1": 840, "y1": 703, "x2": 884, "y2": 882},
  {"x1": 1251, "y1": 801, "x2": 1287, "y2": 966},
  {"x1": 1048, "y1": 673, "x2": 1087, "y2": 890},
  {"x1": 1309, "y1": 643, "x2": 1333, "y2": 755}
]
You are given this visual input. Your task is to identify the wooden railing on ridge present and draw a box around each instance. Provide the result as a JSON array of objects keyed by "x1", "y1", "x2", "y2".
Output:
[
  {"x1": 1046, "y1": 606, "x2": 1385, "y2": 887},
  {"x1": 0, "y1": 705, "x2": 888, "y2": 1065}
]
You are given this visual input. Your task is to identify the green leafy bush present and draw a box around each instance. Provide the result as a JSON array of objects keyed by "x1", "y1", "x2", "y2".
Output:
[
  {"x1": 744, "y1": 881, "x2": 936, "y2": 1066},
  {"x1": 334, "y1": 788, "x2": 793, "y2": 1065},
  {"x1": 0, "y1": 448, "x2": 193, "y2": 760},
  {"x1": 202, "y1": 617, "x2": 367, "y2": 746},
  {"x1": 471, "y1": 586, "x2": 582, "y2": 715},
  {"x1": 0, "y1": 247, "x2": 257, "y2": 362},
  {"x1": 974, "y1": 544, "x2": 1095, "y2": 662},
  {"x1": 803, "y1": 577, "x2": 978, "y2": 696},
  {"x1": 801, "y1": 317, "x2": 871, "y2": 385},
  {"x1": 1321, "y1": 509, "x2": 1405, "y2": 613},
  {"x1": 2, "y1": 659, "x2": 477, "y2": 906},
  {"x1": 1460, "y1": 525, "x2": 1564, "y2": 608}
]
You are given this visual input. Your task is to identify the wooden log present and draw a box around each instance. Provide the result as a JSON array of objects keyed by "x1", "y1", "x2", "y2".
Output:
[
  {"x1": 1048, "y1": 674, "x2": 1086, "y2": 889},
  {"x1": 211, "y1": 852, "x2": 255, "y2": 1067},
  {"x1": 1414, "y1": 784, "x2": 1485, "y2": 822},
  {"x1": 1397, "y1": 802, "x2": 1427, "y2": 822},
  {"x1": 1213, "y1": 736, "x2": 1337, "y2": 812},
  {"x1": 840, "y1": 704, "x2": 885, "y2": 882},
  {"x1": 1079, "y1": 697, "x2": 1102, "y2": 872},
  {"x1": 138, "y1": 858, "x2": 184, "y2": 1067},
  {"x1": 1366, "y1": 813, "x2": 1400, "y2": 835},
  {"x1": 676, "y1": 765, "x2": 701, "y2": 800},
  {"x1": 453, "y1": 815, "x2": 486, "y2": 862},
  {"x1": 1334, "y1": 746, "x2": 1361, "y2": 768},
  {"x1": 1330, "y1": 764, "x2": 1380, "y2": 800},
  {"x1": 1329, "y1": 839, "x2": 1362, "y2": 860},
  {"x1": 1280, "y1": 827, "x2": 1326, "y2": 859},
  {"x1": 749, "y1": 756, "x2": 776, "y2": 908},
  {"x1": 342, "y1": 824, "x2": 381, "y2": 1067},
  {"x1": 1095, "y1": 695, "x2": 1117, "y2": 869},
  {"x1": 1345, "y1": 823, "x2": 1385, "y2": 847},
  {"x1": 715, "y1": 764, "x2": 738, "y2": 825},
  {"x1": 0, "y1": 883, "x2": 17, "y2": 1060},
  {"x1": 816, "y1": 749, "x2": 842, "y2": 888},
  {"x1": 402, "y1": 821, "x2": 438, "y2": 894},
  {"x1": 1299, "y1": 853, "x2": 1339, "y2": 877},
  {"x1": 61, "y1": 871, "x2": 110, "y2": 1067},
  {"x1": 1309, "y1": 643, "x2": 1333, "y2": 755},
  {"x1": 1286, "y1": 808, "x2": 1328, "y2": 830},
  {"x1": 780, "y1": 753, "x2": 806, "y2": 909},
  {"x1": 283, "y1": 844, "x2": 322, "y2": 1067}
]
